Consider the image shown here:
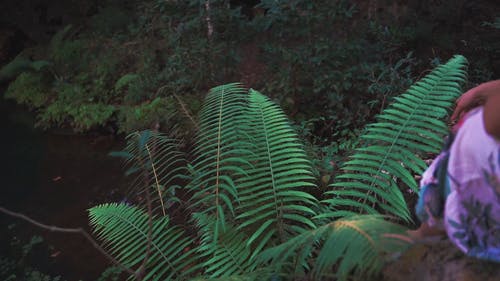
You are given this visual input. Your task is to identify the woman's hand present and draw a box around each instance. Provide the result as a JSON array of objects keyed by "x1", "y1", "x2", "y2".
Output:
[
  {"x1": 451, "y1": 80, "x2": 500, "y2": 139},
  {"x1": 407, "y1": 221, "x2": 446, "y2": 242},
  {"x1": 451, "y1": 86, "x2": 485, "y2": 121}
]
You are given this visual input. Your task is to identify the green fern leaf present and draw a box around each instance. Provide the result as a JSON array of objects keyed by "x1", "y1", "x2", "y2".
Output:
[
  {"x1": 188, "y1": 83, "x2": 253, "y2": 241},
  {"x1": 236, "y1": 89, "x2": 318, "y2": 259},
  {"x1": 111, "y1": 130, "x2": 188, "y2": 216},
  {"x1": 324, "y1": 55, "x2": 467, "y2": 221},
  {"x1": 193, "y1": 213, "x2": 260, "y2": 278},
  {"x1": 258, "y1": 215, "x2": 409, "y2": 281},
  {"x1": 190, "y1": 273, "x2": 270, "y2": 281},
  {"x1": 89, "y1": 203, "x2": 202, "y2": 280},
  {"x1": 115, "y1": 73, "x2": 139, "y2": 91}
]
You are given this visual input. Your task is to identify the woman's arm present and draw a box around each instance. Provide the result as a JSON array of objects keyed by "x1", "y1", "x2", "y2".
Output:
[
  {"x1": 452, "y1": 80, "x2": 500, "y2": 139},
  {"x1": 483, "y1": 92, "x2": 500, "y2": 139}
]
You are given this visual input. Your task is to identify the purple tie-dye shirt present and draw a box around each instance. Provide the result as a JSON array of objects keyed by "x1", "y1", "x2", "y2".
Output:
[{"x1": 419, "y1": 107, "x2": 500, "y2": 262}]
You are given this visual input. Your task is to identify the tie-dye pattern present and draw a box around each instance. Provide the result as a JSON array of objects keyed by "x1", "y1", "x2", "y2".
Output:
[{"x1": 417, "y1": 107, "x2": 500, "y2": 262}]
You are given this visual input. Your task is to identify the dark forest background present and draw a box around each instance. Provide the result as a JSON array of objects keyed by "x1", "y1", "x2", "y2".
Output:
[
  {"x1": 0, "y1": 1, "x2": 499, "y2": 280},
  {"x1": 2, "y1": 0, "x2": 499, "y2": 177}
]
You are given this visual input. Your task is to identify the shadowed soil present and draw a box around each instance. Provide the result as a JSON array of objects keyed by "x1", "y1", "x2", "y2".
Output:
[{"x1": 382, "y1": 237, "x2": 500, "y2": 281}]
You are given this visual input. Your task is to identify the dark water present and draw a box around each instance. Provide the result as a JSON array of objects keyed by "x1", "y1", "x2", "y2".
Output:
[{"x1": 0, "y1": 98, "x2": 128, "y2": 280}]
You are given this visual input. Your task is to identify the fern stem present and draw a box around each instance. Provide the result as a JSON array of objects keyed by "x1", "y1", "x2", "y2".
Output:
[
  {"x1": 214, "y1": 85, "x2": 225, "y2": 229},
  {"x1": 334, "y1": 220, "x2": 375, "y2": 248},
  {"x1": 145, "y1": 142, "x2": 167, "y2": 217},
  {"x1": 257, "y1": 103, "x2": 285, "y2": 242},
  {"x1": 362, "y1": 76, "x2": 442, "y2": 210},
  {"x1": 220, "y1": 240, "x2": 246, "y2": 273},
  {"x1": 136, "y1": 149, "x2": 155, "y2": 280}
]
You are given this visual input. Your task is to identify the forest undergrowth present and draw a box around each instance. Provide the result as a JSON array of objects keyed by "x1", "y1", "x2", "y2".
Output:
[{"x1": 1, "y1": 0, "x2": 500, "y2": 280}]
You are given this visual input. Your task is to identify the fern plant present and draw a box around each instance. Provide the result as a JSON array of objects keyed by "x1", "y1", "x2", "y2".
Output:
[
  {"x1": 259, "y1": 215, "x2": 409, "y2": 280},
  {"x1": 93, "y1": 82, "x2": 319, "y2": 279},
  {"x1": 187, "y1": 83, "x2": 253, "y2": 241},
  {"x1": 89, "y1": 203, "x2": 202, "y2": 280},
  {"x1": 250, "y1": 55, "x2": 468, "y2": 281},
  {"x1": 87, "y1": 55, "x2": 468, "y2": 281},
  {"x1": 188, "y1": 85, "x2": 318, "y2": 276},
  {"x1": 110, "y1": 130, "x2": 188, "y2": 216},
  {"x1": 194, "y1": 213, "x2": 260, "y2": 278},
  {"x1": 235, "y1": 90, "x2": 317, "y2": 258},
  {"x1": 324, "y1": 55, "x2": 467, "y2": 221}
]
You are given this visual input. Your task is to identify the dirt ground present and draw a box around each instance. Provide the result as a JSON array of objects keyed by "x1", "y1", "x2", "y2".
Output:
[{"x1": 382, "y1": 237, "x2": 500, "y2": 281}]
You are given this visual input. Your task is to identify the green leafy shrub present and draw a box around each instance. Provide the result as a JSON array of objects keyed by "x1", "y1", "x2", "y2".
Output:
[
  {"x1": 38, "y1": 100, "x2": 115, "y2": 132},
  {"x1": 249, "y1": 0, "x2": 423, "y2": 153},
  {"x1": 124, "y1": 53, "x2": 163, "y2": 104},
  {"x1": 117, "y1": 97, "x2": 176, "y2": 133},
  {"x1": 85, "y1": 55, "x2": 467, "y2": 281},
  {"x1": 0, "y1": 0, "x2": 494, "y2": 139},
  {"x1": 2, "y1": 23, "x2": 139, "y2": 132},
  {"x1": 115, "y1": 73, "x2": 140, "y2": 92},
  {"x1": 0, "y1": 56, "x2": 51, "y2": 83},
  {"x1": 325, "y1": 55, "x2": 467, "y2": 221},
  {"x1": 4, "y1": 72, "x2": 52, "y2": 108},
  {"x1": 366, "y1": 52, "x2": 417, "y2": 105},
  {"x1": 49, "y1": 26, "x2": 88, "y2": 76},
  {"x1": 0, "y1": 0, "x2": 420, "y2": 136},
  {"x1": 89, "y1": 3, "x2": 133, "y2": 36}
]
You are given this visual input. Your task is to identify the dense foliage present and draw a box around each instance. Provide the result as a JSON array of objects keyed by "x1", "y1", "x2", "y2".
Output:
[
  {"x1": 2, "y1": 1, "x2": 496, "y2": 139},
  {"x1": 86, "y1": 55, "x2": 466, "y2": 280},
  {"x1": 0, "y1": 0, "x2": 497, "y2": 279}
]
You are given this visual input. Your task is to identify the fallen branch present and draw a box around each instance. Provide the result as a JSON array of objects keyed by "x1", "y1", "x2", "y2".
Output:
[{"x1": 0, "y1": 206, "x2": 136, "y2": 278}]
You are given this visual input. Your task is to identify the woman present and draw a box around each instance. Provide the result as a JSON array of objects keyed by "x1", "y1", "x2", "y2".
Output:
[{"x1": 411, "y1": 80, "x2": 500, "y2": 262}]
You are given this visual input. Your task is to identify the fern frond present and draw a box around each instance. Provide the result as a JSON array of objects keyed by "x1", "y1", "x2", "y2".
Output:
[
  {"x1": 258, "y1": 215, "x2": 409, "y2": 281},
  {"x1": 89, "y1": 203, "x2": 202, "y2": 280},
  {"x1": 188, "y1": 83, "x2": 253, "y2": 241},
  {"x1": 324, "y1": 55, "x2": 467, "y2": 221},
  {"x1": 190, "y1": 272, "x2": 271, "y2": 281},
  {"x1": 236, "y1": 89, "x2": 318, "y2": 259},
  {"x1": 110, "y1": 130, "x2": 188, "y2": 216},
  {"x1": 193, "y1": 213, "x2": 260, "y2": 279}
]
